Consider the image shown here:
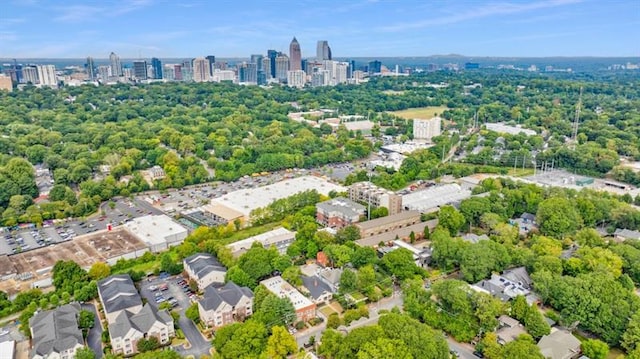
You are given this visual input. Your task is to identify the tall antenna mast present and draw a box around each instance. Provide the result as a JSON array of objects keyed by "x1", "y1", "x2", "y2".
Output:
[{"x1": 572, "y1": 87, "x2": 583, "y2": 147}]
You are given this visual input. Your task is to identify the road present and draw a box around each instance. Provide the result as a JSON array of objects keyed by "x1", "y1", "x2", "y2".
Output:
[
  {"x1": 447, "y1": 337, "x2": 481, "y2": 359},
  {"x1": 295, "y1": 291, "x2": 404, "y2": 348},
  {"x1": 82, "y1": 302, "x2": 104, "y2": 358}
]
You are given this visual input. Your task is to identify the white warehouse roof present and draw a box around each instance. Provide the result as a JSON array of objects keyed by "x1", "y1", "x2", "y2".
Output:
[
  {"x1": 211, "y1": 176, "x2": 346, "y2": 218},
  {"x1": 124, "y1": 214, "x2": 187, "y2": 246},
  {"x1": 402, "y1": 183, "x2": 472, "y2": 212}
]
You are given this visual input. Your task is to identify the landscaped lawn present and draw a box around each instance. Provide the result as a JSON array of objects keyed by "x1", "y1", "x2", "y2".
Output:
[
  {"x1": 389, "y1": 106, "x2": 449, "y2": 119},
  {"x1": 219, "y1": 221, "x2": 283, "y2": 245},
  {"x1": 319, "y1": 305, "x2": 338, "y2": 317}
]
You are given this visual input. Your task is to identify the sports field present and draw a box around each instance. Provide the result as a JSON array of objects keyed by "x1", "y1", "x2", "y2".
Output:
[{"x1": 389, "y1": 106, "x2": 449, "y2": 119}]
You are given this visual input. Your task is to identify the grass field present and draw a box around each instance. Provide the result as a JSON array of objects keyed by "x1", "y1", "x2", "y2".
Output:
[{"x1": 389, "y1": 106, "x2": 449, "y2": 119}]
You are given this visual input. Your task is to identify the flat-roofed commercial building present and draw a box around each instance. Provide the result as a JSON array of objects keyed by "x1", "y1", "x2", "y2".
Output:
[
  {"x1": 226, "y1": 227, "x2": 295, "y2": 257},
  {"x1": 210, "y1": 176, "x2": 345, "y2": 223},
  {"x1": 124, "y1": 214, "x2": 188, "y2": 252},
  {"x1": 348, "y1": 182, "x2": 402, "y2": 215},
  {"x1": 402, "y1": 184, "x2": 472, "y2": 213},
  {"x1": 355, "y1": 210, "x2": 421, "y2": 238},
  {"x1": 260, "y1": 276, "x2": 316, "y2": 322}
]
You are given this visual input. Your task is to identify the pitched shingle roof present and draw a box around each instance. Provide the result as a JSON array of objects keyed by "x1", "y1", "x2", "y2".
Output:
[
  {"x1": 301, "y1": 275, "x2": 333, "y2": 300},
  {"x1": 184, "y1": 253, "x2": 226, "y2": 280},
  {"x1": 97, "y1": 274, "x2": 142, "y2": 315},
  {"x1": 29, "y1": 303, "x2": 84, "y2": 357},
  {"x1": 109, "y1": 303, "x2": 172, "y2": 339},
  {"x1": 199, "y1": 281, "x2": 253, "y2": 311}
]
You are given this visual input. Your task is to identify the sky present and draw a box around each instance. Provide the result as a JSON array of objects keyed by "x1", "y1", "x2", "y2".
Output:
[{"x1": 1, "y1": 0, "x2": 639, "y2": 58}]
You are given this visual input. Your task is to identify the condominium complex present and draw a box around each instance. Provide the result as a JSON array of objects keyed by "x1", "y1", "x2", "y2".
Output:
[
  {"x1": 413, "y1": 117, "x2": 442, "y2": 142},
  {"x1": 348, "y1": 181, "x2": 403, "y2": 215}
]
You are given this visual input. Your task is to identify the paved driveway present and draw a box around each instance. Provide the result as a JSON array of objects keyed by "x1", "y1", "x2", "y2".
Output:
[
  {"x1": 81, "y1": 302, "x2": 103, "y2": 358},
  {"x1": 139, "y1": 276, "x2": 211, "y2": 358}
]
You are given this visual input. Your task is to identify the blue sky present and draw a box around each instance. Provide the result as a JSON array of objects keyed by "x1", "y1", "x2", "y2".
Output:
[{"x1": 1, "y1": 0, "x2": 639, "y2": 58}]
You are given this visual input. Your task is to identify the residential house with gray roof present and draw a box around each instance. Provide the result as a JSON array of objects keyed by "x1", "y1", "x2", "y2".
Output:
[
  {"x1": 537, "y1": 329, "x2": 582, "y2": 359},
  {"x1": 301, "y1": 276, "x2": 334, "y2": 304},
  {"x1": 30, "y1": 303, "x2": 85, "y2": 359},
  {"x1": 97, "y1": 274, "x2": 143, "y2": 324},
  {"x1": 198, "y1": 281, "x2": 253, "y2": 329},
  {"x1": 184, "y1": 253, "x2": 227, "y2": 291},
  {"x1": 109, "y1": 303, "x2": 174, "y2": 357}
]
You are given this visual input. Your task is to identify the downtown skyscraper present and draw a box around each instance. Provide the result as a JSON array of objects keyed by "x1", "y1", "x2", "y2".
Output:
[
  {"x1": 86, "y1": 57, "x2": 96, "y2": 80},
  {"x1": 109, "y1": 52, "x2": 123, "y2": 77},
  {"x1": 316, "y1": 41, "x2": 332, "y2": 61},
  {"x1": 289, "y1": 37, "x2": 302, "y2": 71}
]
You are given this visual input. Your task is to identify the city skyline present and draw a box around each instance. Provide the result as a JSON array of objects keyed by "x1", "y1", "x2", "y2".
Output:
[{"x1": 1, "y1": 0, "x2": 638, "y2": 58}]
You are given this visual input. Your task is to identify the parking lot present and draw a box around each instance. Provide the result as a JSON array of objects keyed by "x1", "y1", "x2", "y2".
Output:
[
  {"x1": 0, "y1": 197, "x2": 164, "y2": 256},
  {"x1": 139, "y1": 275, "x2": 211, "y2": 357}
]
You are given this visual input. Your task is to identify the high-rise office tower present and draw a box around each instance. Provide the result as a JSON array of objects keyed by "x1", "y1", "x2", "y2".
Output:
[
  {"x1": 289, "y1": 37, "x2": 302, "y2": 71},
  {"x1": 86, "y1": 57, "x2": 96, "y2": 80},
  {"x1": 205, "y1": 55, "x2": 215, "y2": 76},
  {"x1": 181, "y1": 60, "x2": 193, "y2": 81},
  {"x1": 267, "y1": 50, "x2": 277, "y2": 79},
  {"x1": 275, "y1": 54, "x2": 289, "y2": 82},
  {"x1": 22, "y1": 66, "x2": 39, "y2": 84},
  {"x1": 12, "y1": 60, "x2": 22, "y2": 84},
  {"x1": 287, "y1": 70, "x2": 306, "y2": 88},
  {"x1": 109, "y1": 52, "x2": 123, "y2": 77},
  {"x1": 316, "y1": 40, "x2": 332, "y2": 61},
  {"x1": 250, "y1": 54, "x2": 265, "y2": 85},
  {"x1": 36, "y1": 65, "x2": 57, "y2": 87},
  {"x1": 174, "y1": 64, "x2": 183, "y2": 81},
  {"x1": 97, "y1": 66, "x2": 111, "y2": 80},
  {"x1": 0, "y1": 75, "x2": 12, "y2": 92},
  {"x1": 238, "y1": 62, "x2": 257, "y2": 84},
  {"x1": 133, "y1": 60, "x2": 148, "y2": 80},
  {"x1": 151, "y1": 57, "x2": 163, "y2": 79},
  {"x1": 192, "y1": 57, "x2": 210, "y2": 82},
  {"x1": 368, "y1": 60, "x2": 382, "y2": 74},
  {"x1": 262, "y1": 57, "x2": 272, "y2": 80}
]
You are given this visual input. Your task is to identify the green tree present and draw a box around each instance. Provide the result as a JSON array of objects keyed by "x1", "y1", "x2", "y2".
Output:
[
  {"x1": 318, "y1": 329, "x2": 344, "y2": 359},
  {"x1": 335, "y1": 225, "x2": 362, "y2": 243},
  {"x1": 281, "y1": 266, "x2": 302, "y2": 287},
  {"x1": 501, "y1": 334, "x2": 544, "y2": 359},
  {"x1": 185, "y1": 303, "x2": 200, "y2": 323},
  {"x1": 357, "y1": 265, "x2": 377, "y2": 291},
  {"x1": 523, "y1": 305, "x2": 550, "y2": 339},
  {"x1": 581, "y1": 339, "x2": 609, "y2": 359},
  {"x1": 78, "y1": 309, "x2": 95, "y2": 330},
  {"x1": 327, "y1": 313, "x2": 342, "y2": 329},
  {"x1": 623, "y1": 310, "x2": 640, "y2": 353},
  {"x1": 254, "y1": 294, "x2": 296, "y2": 331},
  {"x1": 226, "y1": 266, "x2": 255, "y2": 289},
  {"x1": 357, "y1": 338, "x2": 413, "y2": 359},
  {"x1": 136, "y1": 336, "x2": 160, "y2": 353},
  {"x1": 351, "y1": 246, "x2": 378, "y2": 268},
  {"x1": 381, "y1": 248, "x2": 425, "y2": 281},
  {"x1": 74, "y1": 347, "x2": 96, "y2": 359},
  {"x1": 510, "y1": 295, "x2": 528, "y2": 321},
  {"x1": 87, "y1": 262, "x2": 111, "y2": 281},
  {"x1": 52, "y1": 260, "x2": 89, "y2": 293},
  {"x1": 265, "y1": 326, "x2": 298, "y2": 359},
  {"x1": 536, "y1": 197, "x2": 582, "y2": 238},
  {"x1": 438, "y1": 206, "x2": 466, "y2": 236}
]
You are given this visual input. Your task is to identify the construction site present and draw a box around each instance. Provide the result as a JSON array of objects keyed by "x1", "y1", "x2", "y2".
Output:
[{"x1": 0, "y1": 227, "x2": 148, "y2": 296}]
